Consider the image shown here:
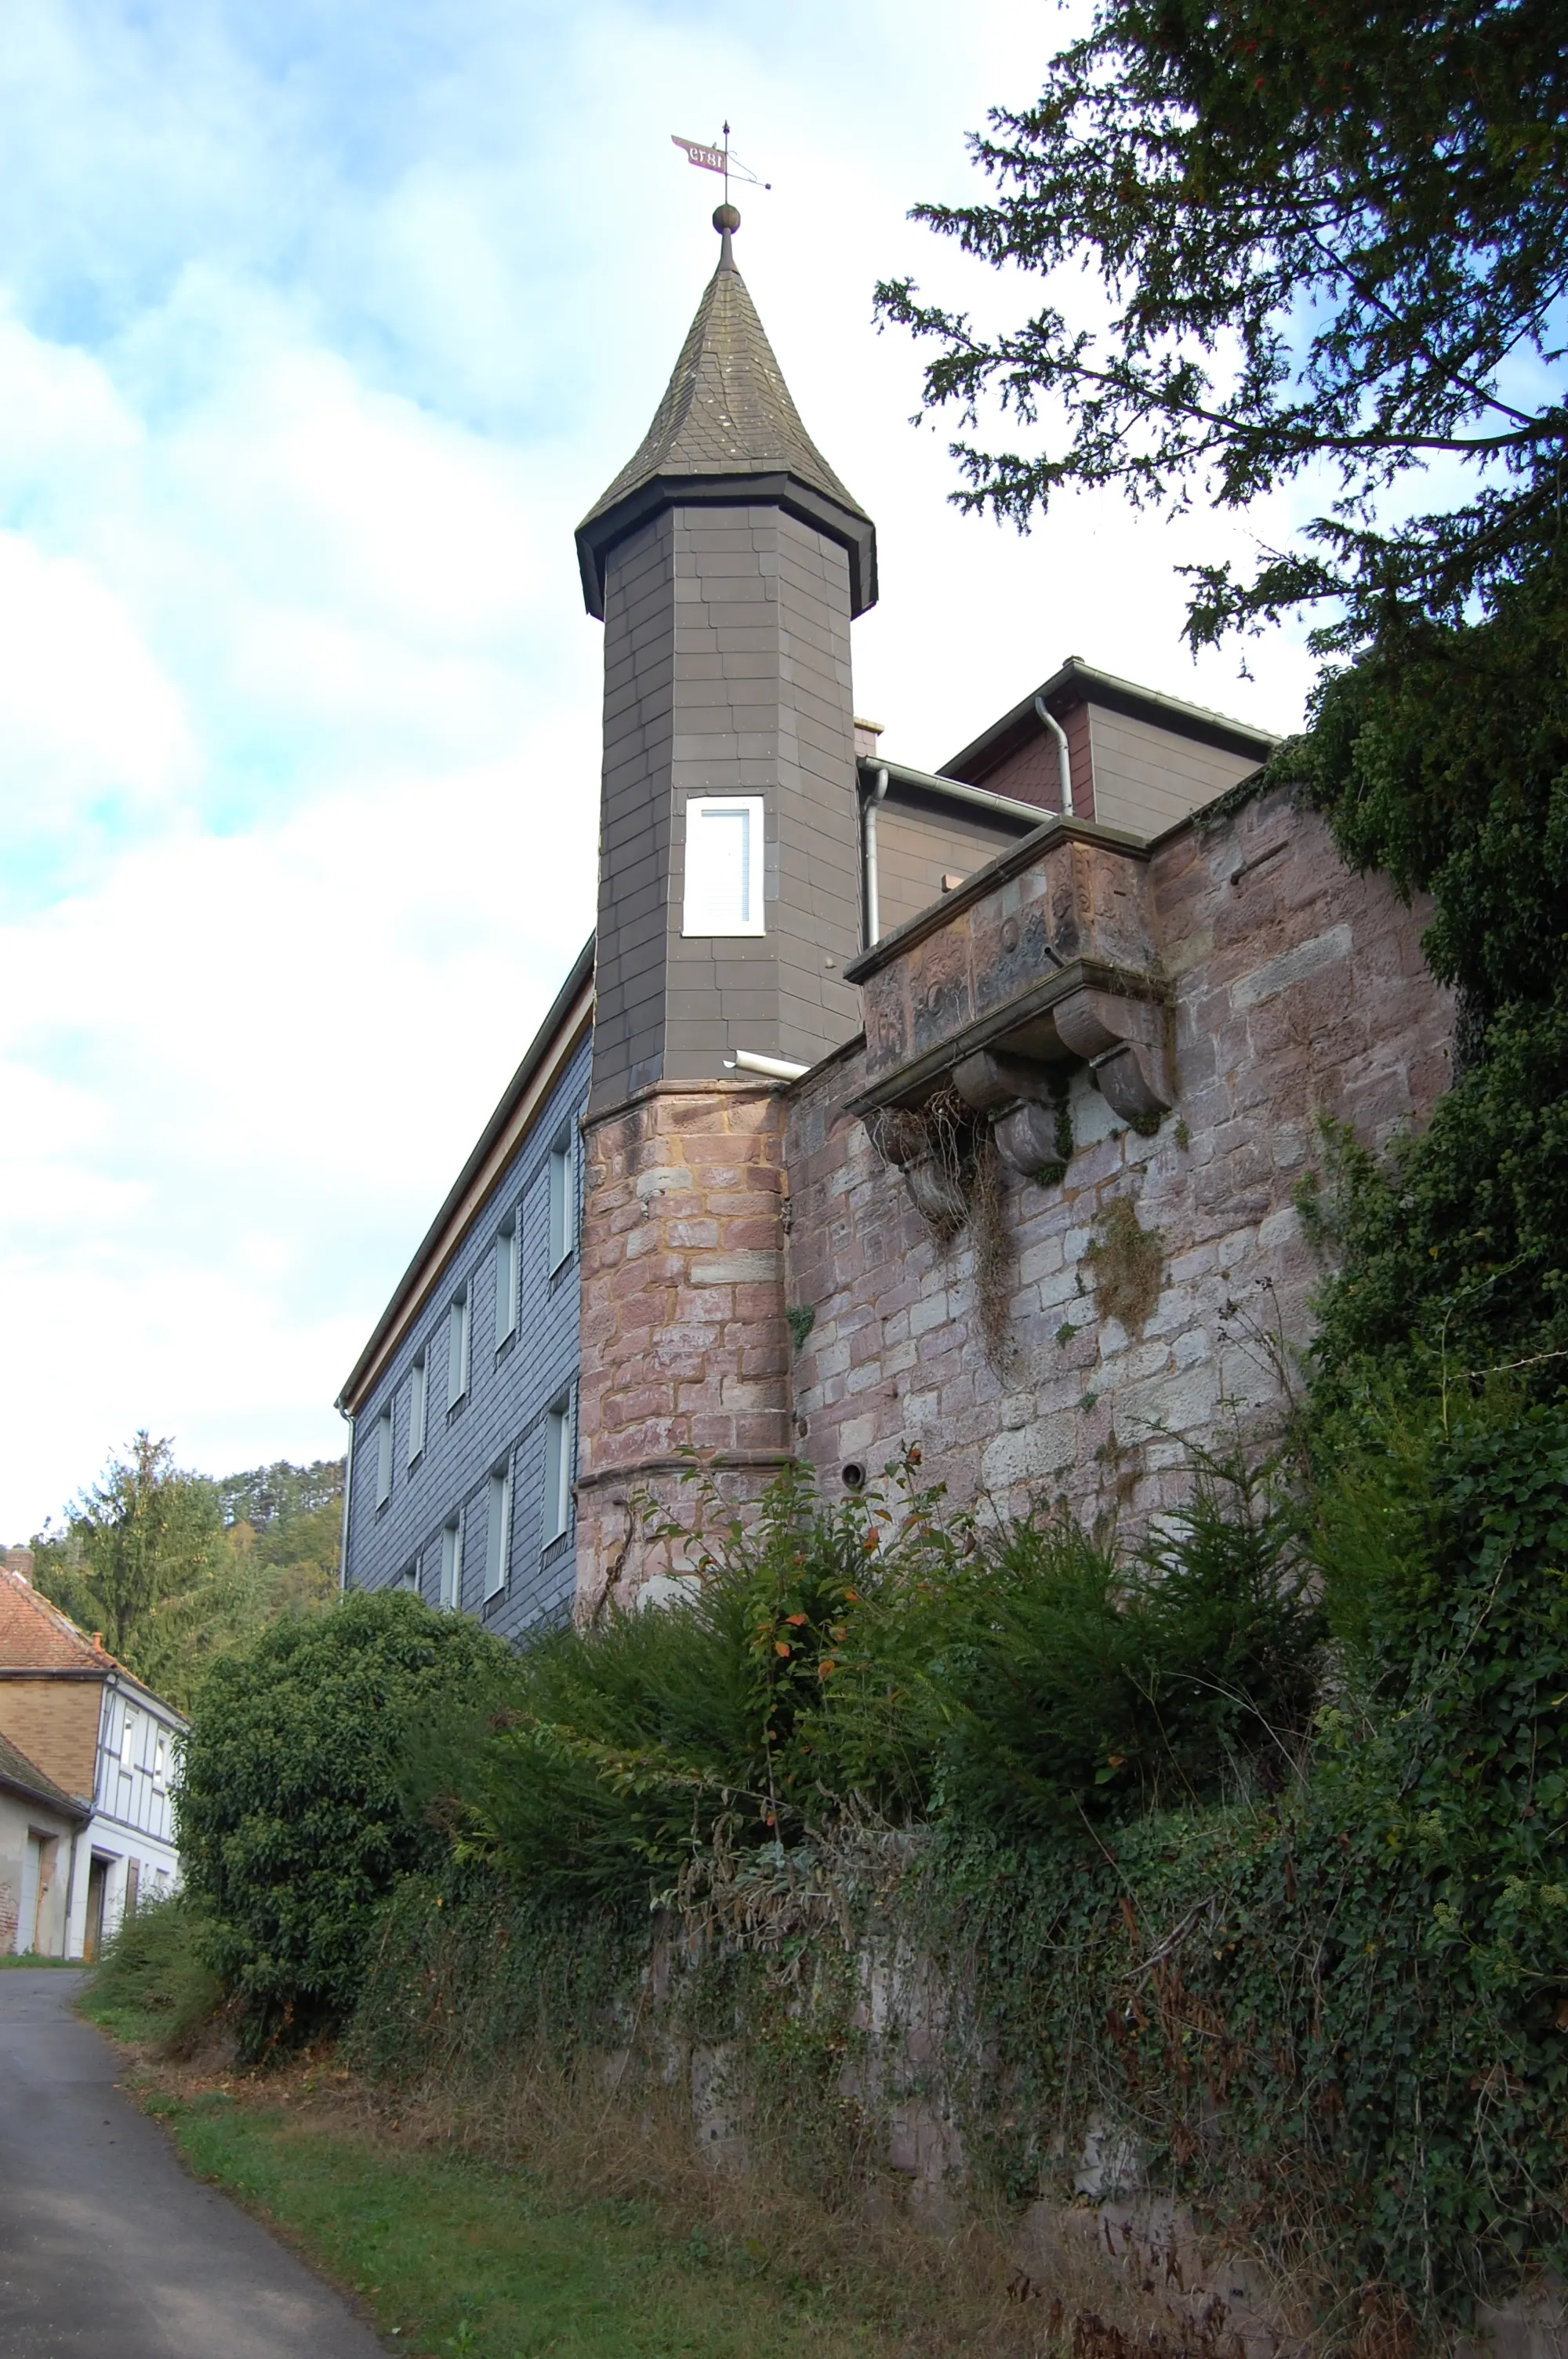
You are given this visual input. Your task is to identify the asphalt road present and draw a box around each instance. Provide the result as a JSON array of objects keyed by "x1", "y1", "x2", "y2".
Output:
[{"x1": 0, "y1": 1969, "x2": 387, "y2": 2357}]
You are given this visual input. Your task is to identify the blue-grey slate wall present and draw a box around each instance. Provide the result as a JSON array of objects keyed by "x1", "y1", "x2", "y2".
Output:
[{"x1": 343, "y1": 1030, "x2": 590, "y2": 1643}]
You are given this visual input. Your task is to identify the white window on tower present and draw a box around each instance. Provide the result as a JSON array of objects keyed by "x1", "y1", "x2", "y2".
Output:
[
  {"x1": 439, "y1": 1515, "x2": 463, "y2": 1612},
  {"x1": 547, "y1": 1131, "x2": 575, "y2": 1274},
  {"x1": 408, "y1": 1354, "x2": 427, "y2": 1467},
  {"x1": 543, "y1": 1395, "x2": 574, "y2": 1546},
  {"x1": 448, "y1": 1289, "x2": 470, "y2": 1408},
  {"x1": 495, "y1": 1214, "x2": 519, "y2": 1344},
  {"x1": 119, "y1": 1707, "x2": 137, "y2": 1772},
  {"x1": 375, "y1": 1407, "x2": 393, "y2": 1507},
  {"x1": 682, "y1": 794, "x2": 765, "y2": 936},
  {"x1": 485, "y1": 1463, "x2": 512, "y2": 1601}
]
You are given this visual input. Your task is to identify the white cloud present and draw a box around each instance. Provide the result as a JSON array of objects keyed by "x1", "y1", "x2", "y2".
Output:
[
  {"x1": 0, "y1": 0, "x2": 1335, "y2": 1534},
  {"x1": 0, "y1": 533, "x2": 200, "y2": 824}
]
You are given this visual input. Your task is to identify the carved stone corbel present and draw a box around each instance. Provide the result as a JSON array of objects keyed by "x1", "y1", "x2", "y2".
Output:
[
  {"x1": 950, "y1": 1049, "x2": 1055, "y2": 1114},
  {"x1": 951, "y1": 1050, "x2": 1068, "y2": 1180},
  {"x1": 993, "y1": 1102, "x2": 1065, "y2": 1177},
  {"x1": 1052, "y1": 986, "x2": 1172, "y2": 1123}
]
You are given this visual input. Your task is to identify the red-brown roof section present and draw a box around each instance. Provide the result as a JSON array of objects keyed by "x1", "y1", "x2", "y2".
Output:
[{"x1": 0, "y1": 1565, "x2": 107, "y2": 1673}]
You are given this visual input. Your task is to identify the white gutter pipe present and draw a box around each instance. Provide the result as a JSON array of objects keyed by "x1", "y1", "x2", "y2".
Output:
[
  {"x1": 336, "y1": 1408, "x2": 355, "y2": 1593},
  {"x1": 863, "y1": 763, "x2": 890, "y2": 946},
  {"x1": 1034, "y1": 695, "x2": 1073, "y2": 819},
  {"x1": 723, "y1": 1049, "x2": 811, "y2": 1081}
]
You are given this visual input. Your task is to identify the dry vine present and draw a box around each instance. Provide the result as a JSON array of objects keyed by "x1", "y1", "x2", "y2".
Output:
[{"x1": 868, "y1": 1085, "x2": 976, "y2": 1239}]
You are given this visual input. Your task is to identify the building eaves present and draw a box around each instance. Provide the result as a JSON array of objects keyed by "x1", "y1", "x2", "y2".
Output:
[
  {"x1": 942, "y1": 656, "x2": 1279, "y2": 786},
  {"x1": 857, "y1": 754, "x2": 1051, "y2": 831},
  {"x1": 336, "y1": 936, "x2": 595, "y2": 1416}
]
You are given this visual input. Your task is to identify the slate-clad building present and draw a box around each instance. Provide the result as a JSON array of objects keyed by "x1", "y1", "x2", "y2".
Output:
[
  {"x1": 339, "y1": 206, "x2": 1453, "y2": 1627},
  {"x1": 338, "y1": 953, "x2": 592, "y2": 1637}
]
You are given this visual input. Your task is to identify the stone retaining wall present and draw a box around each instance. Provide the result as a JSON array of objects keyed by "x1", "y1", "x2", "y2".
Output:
[{"x1": 782, "y1": 785, "x2": 1454, "y2": 1528}]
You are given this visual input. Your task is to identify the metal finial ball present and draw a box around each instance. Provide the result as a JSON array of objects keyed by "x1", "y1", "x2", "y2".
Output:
[{"x1": 713, "y1": 202, "x2": 741, "y2": 235}]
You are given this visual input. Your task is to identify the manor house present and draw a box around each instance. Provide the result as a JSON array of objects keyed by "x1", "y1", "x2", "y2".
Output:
[{"x1": 337, "y1": 207, "x2": 1451, "y2": 1628}]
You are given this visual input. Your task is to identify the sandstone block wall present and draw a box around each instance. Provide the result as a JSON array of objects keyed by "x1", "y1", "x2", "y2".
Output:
[
  {"x1": 784, "y1": 787, "x2": 1454, "y2": 1527},
  {"x1": 575, "y1": 1081, "x2": 793, "y2": 1612}
]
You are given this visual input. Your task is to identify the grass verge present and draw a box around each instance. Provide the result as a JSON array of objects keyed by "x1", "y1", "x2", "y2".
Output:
[{"x1": 131, "y1": 2081, "x2": 910, "y2": 2358}]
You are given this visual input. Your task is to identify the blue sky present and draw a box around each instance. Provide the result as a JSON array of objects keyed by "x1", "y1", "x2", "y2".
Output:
[{"x1": 0, "y1": 0, "x2": 1319, "y2": 1535}]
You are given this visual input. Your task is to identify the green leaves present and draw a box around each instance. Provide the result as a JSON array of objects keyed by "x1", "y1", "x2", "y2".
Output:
[
  {"x1": 428, "y1": 1453, "x2": 1321, "y2": 1906},
  {"x1": 877, "y1": 0, "x2": 1567, "y2": 648},
  {"x1": 176, "y1": 1590, "x2": 510, "y2": 2052}
]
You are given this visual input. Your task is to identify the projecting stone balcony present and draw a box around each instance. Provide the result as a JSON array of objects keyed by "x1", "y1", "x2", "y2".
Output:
[{"x1": 842, "y1": 817, "x2": 1174, "y2": 1170}]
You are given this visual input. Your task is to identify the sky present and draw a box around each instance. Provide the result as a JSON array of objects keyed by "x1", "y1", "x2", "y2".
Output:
[{"x1": 0, "y1": 0, "x2": 1323, "y2": 1539}]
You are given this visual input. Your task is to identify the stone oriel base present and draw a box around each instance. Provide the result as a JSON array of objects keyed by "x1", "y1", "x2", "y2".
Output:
[{"x1": 574, "y1": 1081, "x2": 793, "y2": 1619}]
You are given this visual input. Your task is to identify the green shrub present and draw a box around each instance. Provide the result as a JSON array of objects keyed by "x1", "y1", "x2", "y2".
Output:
[
  {"x1": 1290, "y1": 557, "x2": 1568, "y2": 1394},
  {"x1": 923, "y1": 1456, "x2": 1320, "y2": 1837},
  {"x1": 81, "y1": 1889, "x2": 223, "y2": 2049},
  {"x1": 442, "y1": 1467, "x2": 945, "y2": 1906},
  {"x1": 436, "y1": 1454, "x2": 1322, "y2": 1904},
  {"x1": 346, "y1": 1870, "x2": 640, "y2": 2086},
  {"x1": 177, "y1": 1588, "x2": 510, "y2": 2052}
]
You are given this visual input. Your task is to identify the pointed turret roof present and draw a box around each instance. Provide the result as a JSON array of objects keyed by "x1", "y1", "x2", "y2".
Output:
[{"x1": 576, "y1": 212, "x2": 877, "y2": 618}]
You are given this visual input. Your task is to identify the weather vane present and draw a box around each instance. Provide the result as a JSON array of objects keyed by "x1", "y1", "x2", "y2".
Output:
[{"x1": 670, "y1": 123, "x2": 771, "y2": 211}]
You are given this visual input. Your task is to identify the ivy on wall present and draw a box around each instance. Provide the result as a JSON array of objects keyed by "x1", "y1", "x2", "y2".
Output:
[{"x1": 1287, "y1": 556, "x2": 1568, "y2": 1395}]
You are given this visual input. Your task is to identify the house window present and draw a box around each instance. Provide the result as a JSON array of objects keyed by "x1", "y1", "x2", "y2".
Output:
[
  {"x1": 548, "y1": 1131, "x2": 575, "y2": 1274},
  {"x1": 119, "y1": 1707, "x2": 137, "y2": 1772},
  {"x1": 408, "y1": 1354, "x2": 427, "y2": 1467},
  {"x1": 448, "y1": 1288, "x2": 470, "y2": 1408},
  {"x1": 439, "y1": 1515, "x2": 463, "y2": 1612},
  {"x1": 682, "y1": 794, "x2": 765, "y2": 936},
  {"x1": 375, "y1": 1407, "x2": 393, "y2": 1507},
  {"x1": 495, "y1": 1214, "x2": 519, "y2": 1344},
  {"x1": 398, "y1": 1565, "x2": 419, "y2": 1594},
  {"x1": 485, "y1": 1463, "x2": 512, "y2": 1601},
  {"x1": 152, "y1": 1734, "x2": 167, "y2": 1793},
  {"x1": 543, "y1": 1395, "x2": 574, "y2": 1546}
]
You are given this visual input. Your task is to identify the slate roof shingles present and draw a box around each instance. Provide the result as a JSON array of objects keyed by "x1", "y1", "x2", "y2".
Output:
[{"x1": 579, "y1": 242, "x2": 871, "y2": 531}]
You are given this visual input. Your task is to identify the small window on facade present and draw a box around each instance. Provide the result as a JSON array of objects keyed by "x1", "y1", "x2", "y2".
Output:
[
  {"x1": 375, "y1": 1406, "x2": 393, "y2": 1507},
  {"x1": 682, "y1": 794, "x2": 765, "y2": 936},
  {"x1": 495, "y1": 1214, "x2": 519, "y2": 1344},
  {"x1": 398, "y1": 1565, "x2": 419, "y2": 1594},
  {"x1": 119, "y1": 1707, "x2": 137, "y2": 1772},
  {"x1": 448, "y1": 1288, "x2": 470, "y2": 1408},
  {"x1": 485, "y1": 1463, "x2": 512, "y2": 1600},
  {"x1": 152, "y1": 1734, "x2": 167, "y2": 1793},
  {"x1": 408, "y1": 1354, "x2": 427, "y2": 1467},
  {"x1": 440, "y1": 1515, "x2": 463, "y2": 1612},
  {"x1": 543, "y1": 1395, "x2": 574, "y2": 1546},
  {"x1": 548, "y1": 1132, "x2": 575, "y2": 1274}
]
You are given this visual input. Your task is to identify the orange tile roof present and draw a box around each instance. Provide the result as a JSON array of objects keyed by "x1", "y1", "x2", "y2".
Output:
[{"x1": 0, "y1": 1565, "x2": 111, "y2": 1673}]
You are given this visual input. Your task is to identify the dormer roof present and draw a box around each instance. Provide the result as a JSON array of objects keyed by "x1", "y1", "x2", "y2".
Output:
[{"x1": 575, "y1": 220, "x2": 877, "y2": 619}]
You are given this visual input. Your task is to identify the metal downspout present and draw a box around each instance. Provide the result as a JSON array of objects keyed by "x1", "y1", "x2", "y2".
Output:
[
  {"x1": 1034, "y1": 695, "x2": 1074, "y2": 819},
  {"x1": 863, "y1": 765, "x2": 890, "y2": 947}
]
